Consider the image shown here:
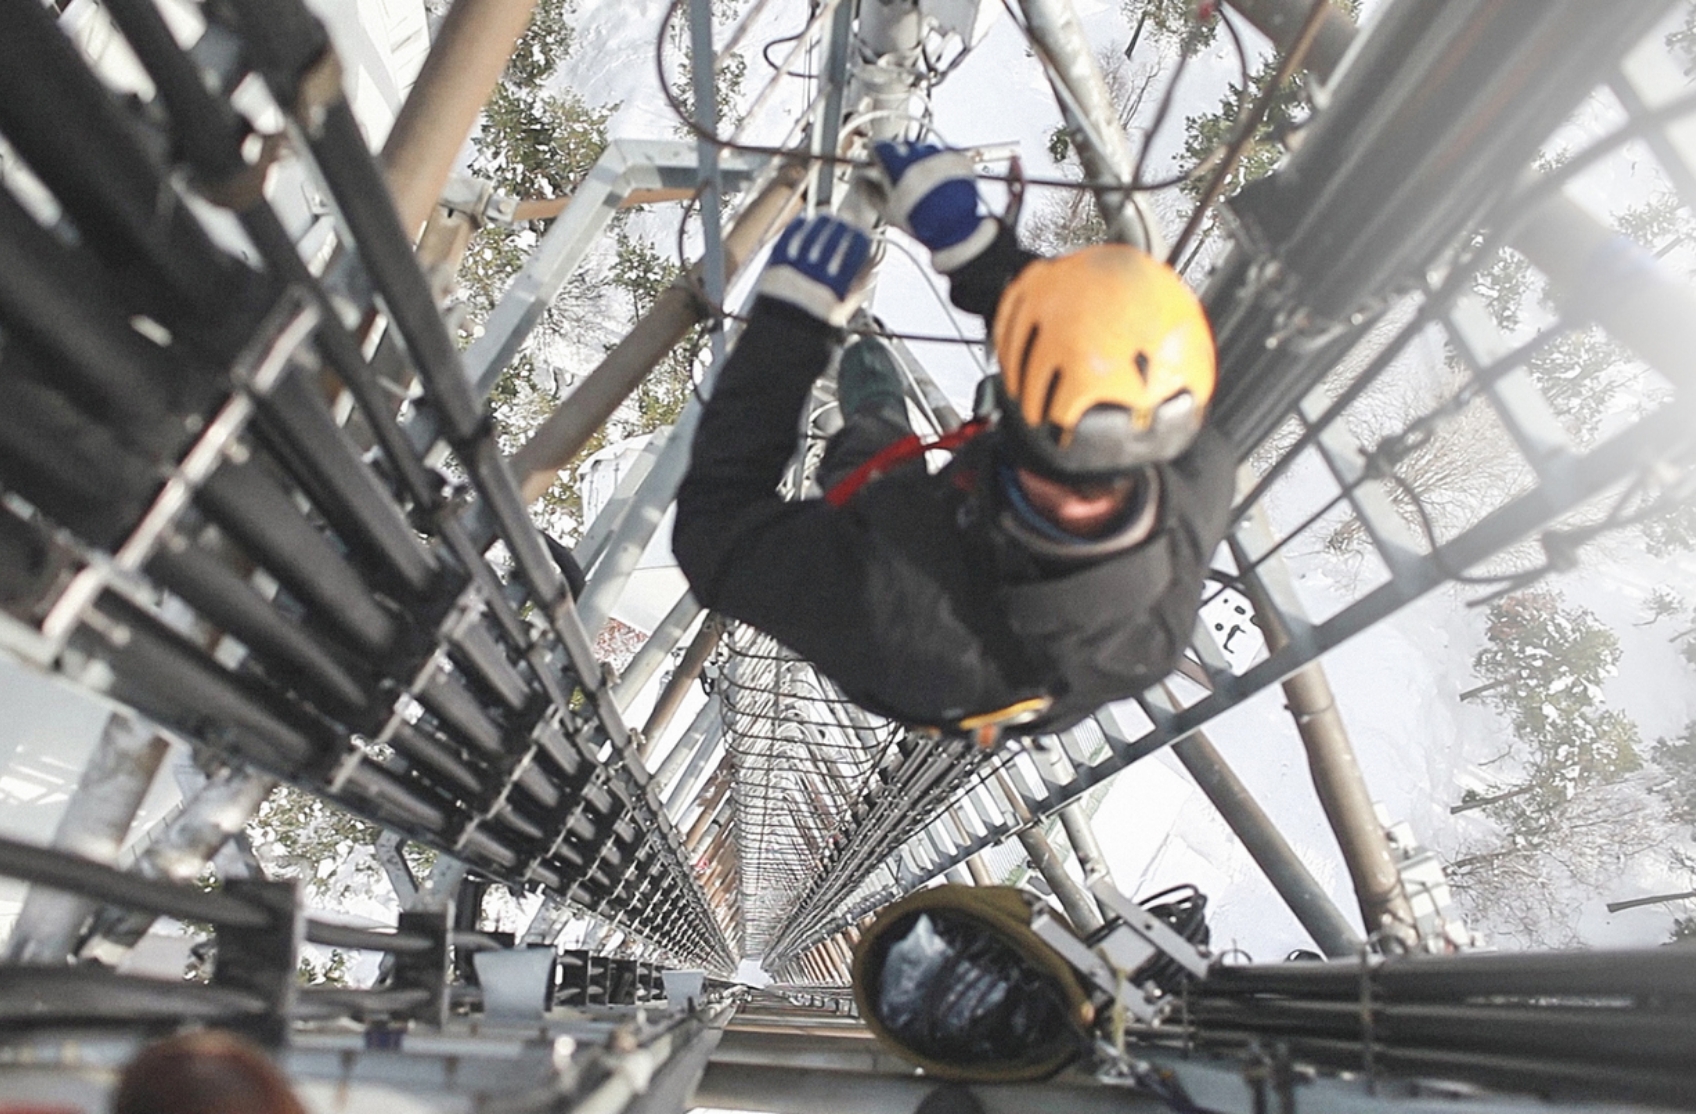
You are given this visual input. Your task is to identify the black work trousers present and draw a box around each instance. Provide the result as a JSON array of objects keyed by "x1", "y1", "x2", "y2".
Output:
[{"x1": 816, "y1": 403, "x2": 913, "y2": 495}]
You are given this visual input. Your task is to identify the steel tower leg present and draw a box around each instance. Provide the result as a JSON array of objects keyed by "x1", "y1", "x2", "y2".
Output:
[
  {"x1": 380, "y1": 0, "x2": 542, "y2": 240},
  {"x1": 4, "y1": 714, "x2": 167, "y2": 964},
  {"x1": 656, "y1": 700, "x2": 723, "y2": 804},
  {"x1": 686, "y1": 773, "x2": 732, "y2": 847},
  {"x1": 1169, "y1": 729, "x2": 1362, "y2": 957},
  {"x1": 1281, "y1": 659, "x2": 1417, "y2": 944},
  {"x1": 1017, "y1": 0, "x2": 1164, "y2": 253},
  {"x1": 641, "y1": 614, "x2": 724, "y2": 755},
  {"x1": 994, "y1": 771, "x2": 1102, "y2": 932}
]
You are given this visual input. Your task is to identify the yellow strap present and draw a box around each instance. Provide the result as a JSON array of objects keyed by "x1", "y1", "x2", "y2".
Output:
[{"x1": 957, "y1": 696, "x2": 1053, "y2": 748}]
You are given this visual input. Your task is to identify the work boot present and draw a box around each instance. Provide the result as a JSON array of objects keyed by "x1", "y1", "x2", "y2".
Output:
[
  {"x1": 837, "y1": 335, "x2": 908, "y2": 424},
  {"x1": 817, "y1": 336, "x2": 916, "y2": 494}
]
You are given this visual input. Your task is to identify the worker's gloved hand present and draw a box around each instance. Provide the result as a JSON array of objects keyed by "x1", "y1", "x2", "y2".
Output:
[
  {"x1": 871, "y1": 141, "x2": 998, "y2": 273},
  {"x1": 757, "y1": 214, "x2": 874, "y2": 327}
]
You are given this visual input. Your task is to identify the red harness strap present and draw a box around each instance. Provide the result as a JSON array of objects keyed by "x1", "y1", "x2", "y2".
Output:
[{"x1": 823, "y1": 419, "x2": 988, "y2": 508}]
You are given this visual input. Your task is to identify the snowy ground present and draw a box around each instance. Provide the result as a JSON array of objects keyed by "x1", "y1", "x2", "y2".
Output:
[{"x1": 1092, "y1": 532, "x2": 1696, "y2": 959}]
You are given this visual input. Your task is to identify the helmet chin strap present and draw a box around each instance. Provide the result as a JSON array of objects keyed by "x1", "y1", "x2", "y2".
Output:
[{"x1": 973, "y1": 374, "x2": 1002, "y2": 421}]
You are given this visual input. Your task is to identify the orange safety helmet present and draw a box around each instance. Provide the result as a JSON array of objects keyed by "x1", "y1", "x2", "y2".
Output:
[{"x1": 991, "y1": 244, "x2": 1216, "y2": 478}]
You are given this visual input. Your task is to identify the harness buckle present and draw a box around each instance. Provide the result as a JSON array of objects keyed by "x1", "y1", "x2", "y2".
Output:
[{"x1": 957, "y1": 695, "x2": 1053, "y2": 749}]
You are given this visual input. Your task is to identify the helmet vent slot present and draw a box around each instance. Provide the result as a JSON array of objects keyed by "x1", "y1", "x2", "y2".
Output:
[
  {"x1": 1016, "y1": 324, "x2": 1041, "y2": 390},
  {"x1": 1039, "y1": 362, "x2": 1063, "y2": 425}
]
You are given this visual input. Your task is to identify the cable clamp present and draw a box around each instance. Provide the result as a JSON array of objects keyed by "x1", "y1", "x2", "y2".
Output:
[{"x1": 195, "y1": 133, "x2": 286, "y2": 212}]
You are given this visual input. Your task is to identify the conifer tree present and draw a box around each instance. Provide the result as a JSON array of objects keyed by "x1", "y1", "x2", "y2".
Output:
[
  {"x1": 245, "y1": 785, "x2": 387, "y2": 984},
  {"x1": 455, "y1": 0, "x2": 617, "y2": 536},
  {"x1": 1463, "y1": 184, "x2": 1696, "y2": 546},
  {"x1": 1466, "y1": 588, "x2": 1641, "y2": 802},
  {"x1": 1653, "y1": 720, "x2": 1696, "y2": 826},
  {"x1": 1162, "y1": 0, "x2": 1359, "y2": 254},
  {"x1": 1450, "y1": 589, "x2": 1650, "y2": 943}
]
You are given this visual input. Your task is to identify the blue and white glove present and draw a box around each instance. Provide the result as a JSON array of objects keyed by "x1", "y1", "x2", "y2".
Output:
[
  {"x1": 756, "y1": 214, "x2": 874, "y2": 327},
  {"x1": 872, "y1": 141, "x2": 998, "y2": 273}
]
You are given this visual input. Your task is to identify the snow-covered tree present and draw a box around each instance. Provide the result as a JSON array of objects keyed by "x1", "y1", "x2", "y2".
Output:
[
  {"x1": 1653, "y1": 720, "x2": 1696, "y2": 826},
  {"x1": 245, "y1": 785, "x2": 394, "y2": 985},
  {"x1": 608, "y1": 232, "x2": 696, "y2": 434},
  {"x1": 1319, "y1": 348, "x2": 1527, "y2": 560},
  {"x1": 1449, "y1": 590, "x2": 1655, "y2": 943},
  {"x1": 1168, "y1": 0, "x2": 1359, "y2": 209},
  {"x1": 1457, "y1": 179, "x2": 1692, "y2": 455},
  {"x1": 457, "y1": 0, "x2": 616, "y2": 536},
  {"x1": 1027, "y1": 49, "x2": 1157, "y2": 254},
  {"x1": 1465, "y1": 589, "x2": 1641, "y2": 799},
  {"x1": 1120, "y1": 0, "x2": 1219, "y2": 58},
  {"x1": 1643, "y1": 502, "x2": 1696, "y2": 559},
  {"x1": 1639, "y1": 587, "x2": 1685, "y2": 626},
  {"x1": 1667, "y1": 2, "x2": 1696, "y2": 81},
  {"x1": 1674, "y1": 617, "x2": 1696, "y2": 671},
  {"x1": 1451, "y1": 775, "x2": 1670, "y2": 949},
  {"x1": 1521, "y1": 327, "x2": 1641, "y2": 447},
  {"x1": 466, "y1": 0, "x2": 749, "y2": 535},
  {"x1": 460, "y1": 0, "x2": 611, "y2": 340}
]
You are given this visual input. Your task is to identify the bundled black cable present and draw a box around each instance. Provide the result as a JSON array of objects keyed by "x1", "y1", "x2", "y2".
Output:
[{"x1": 1131, "y1": 884, "x2": 1210, "y2": 997}]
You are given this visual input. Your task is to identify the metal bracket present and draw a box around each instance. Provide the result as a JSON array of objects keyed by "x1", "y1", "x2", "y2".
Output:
[
  {"x1": 1028, "y1": 879, "x2": 1211, "y2": 1026},
  {"x1": 1090, "y1": 877, "x2": 1211, "y2": 982},
  {"x1": 462, "y1": 139, "x2": 768, "y2": 403},
  {"x1": 213, "y1": 877, "x2": 302, "y2": 1046},
  {"x1": 391, "y1": 908, "x2": 452, "y2": 1027}
]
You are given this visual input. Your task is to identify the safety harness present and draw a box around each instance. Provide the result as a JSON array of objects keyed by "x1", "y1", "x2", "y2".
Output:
[
  {"x1": 823, "y1": 418, "x2": 989, "y2": 508},
  {"x1": 823, "y1": 417, "x2": 1053, "y2": 746}
]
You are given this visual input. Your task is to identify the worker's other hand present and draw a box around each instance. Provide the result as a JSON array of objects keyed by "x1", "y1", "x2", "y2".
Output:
[
  {"x1": 757, "y1": 214, "x2": 874, "y2": 327},
  {"x1": 871, "y1": 141, "x2": 997, "y2": 273}
]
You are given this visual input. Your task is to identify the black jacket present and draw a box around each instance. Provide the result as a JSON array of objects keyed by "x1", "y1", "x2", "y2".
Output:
[{"x1": 672, "y1": 231, "x2": 1235, "y2": 736}]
